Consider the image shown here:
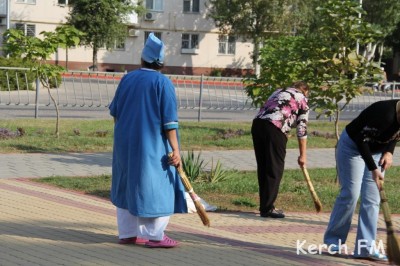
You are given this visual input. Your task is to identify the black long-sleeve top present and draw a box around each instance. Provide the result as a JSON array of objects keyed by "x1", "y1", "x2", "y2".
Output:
[{"x1": 346, "y1": 100, "x2": 400, "y2": 171}]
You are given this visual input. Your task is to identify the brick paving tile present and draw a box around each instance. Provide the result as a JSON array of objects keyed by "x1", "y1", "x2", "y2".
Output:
[{"x1": 1, "y1": 178, "x2": 395, "y2": 266}]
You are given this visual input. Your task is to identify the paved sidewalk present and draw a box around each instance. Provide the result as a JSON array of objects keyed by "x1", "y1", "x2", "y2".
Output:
[
  {"x1": 1, "y1": 149, "x2": 399, "y2": 265},
  {"x1": 3, "y1": 147, "x2": 400, "y2": 179},
  {"x1": 0, "y1": 148, "x2": 339, "y2": 179}
]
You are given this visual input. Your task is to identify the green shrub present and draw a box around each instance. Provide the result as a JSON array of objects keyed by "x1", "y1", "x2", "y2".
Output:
[
  {"x1": 45, "y1": 72, "x2": 62, "y2": 89},
  {"x1": 0, "y1": 57, "x2": 36, "y2": 91},
  {"x1": 0, "y1": 57, "x2": 62, "y2": 90},
  {"x1": 181, "y1": 150, "x2": 205, "y2": 182},
  {"x1": 209, "y1": 68, "x2": 223, "y2": 77},
  {"x1": 205, "y1": 158, "x2": 232, "y2": 183}
]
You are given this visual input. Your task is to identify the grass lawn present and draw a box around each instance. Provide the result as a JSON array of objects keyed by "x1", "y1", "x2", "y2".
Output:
[
  {"x1": 32, "y1": 167, "x2": 400, "y2": 214},
  {"x1": 0, "y1": 119, "x2": 344, "y2": 153},
  {"x1": 5, "y1": 118, "x2": 400, "y2": 213}
]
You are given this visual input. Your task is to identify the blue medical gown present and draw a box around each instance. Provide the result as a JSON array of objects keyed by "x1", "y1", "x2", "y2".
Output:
[{"x1": 109, "y1": 69, "x2": 187, "y2": 217}]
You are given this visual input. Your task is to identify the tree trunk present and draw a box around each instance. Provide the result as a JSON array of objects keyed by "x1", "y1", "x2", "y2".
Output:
[
  {"x1": 47, "y1": 86, "x2": 60, "y2": 138},
  {"x1": 92, "y1": 45, "x2": 98, "y2": 71},
  {"x1": 66, "y1": 47, "x2": 69, "y2": 71},
  {"x1": 252, "y1": 36, "x2": 261, "y2": 77},
  {"x1": 334, "y1": 109, "x2": 340, "y2": 185},
  {"x1": 378, "y1": 43, "x2": 384, "y2": 66},
  {"x1": 38, "y1": 70, "x2": 60, "y2": 138},
  {"x1": 335, "y1": 109, "x2": 340, "y2": 142}
]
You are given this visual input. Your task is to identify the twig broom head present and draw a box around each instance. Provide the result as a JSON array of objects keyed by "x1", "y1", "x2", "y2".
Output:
[
  {"x1": 380, "y1": 185, "x2": 400, "y2": 265},
  {"x1": 387, "y1": 230, "x2": 400, "y2": 265},
  {"x1": 314, "y1": 199, "x2": 322, "y2": 213},
  {"x1": 168, "y1": 152, "x2": 210, "y2": 227},
  {"x1": 192, "y1": 196, "x2": 211, "y2": 227},
  {"x1": 181, "y1": 175, "x2": 211, "y2": 227}
]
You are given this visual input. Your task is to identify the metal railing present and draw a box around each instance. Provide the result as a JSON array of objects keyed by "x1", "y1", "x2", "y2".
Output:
[
  {"x1": 0, "y1": 68, "x2": 255, "y2": 116},
  {"x1": 0, "y1": 67, "x2": 399, "y2": 119},
  {"x1": 0, "y1": 67, "x2": 33, "y2": 106},
  {"x1": 336, "y1": 82, "x2": 400, "y2": 112}
]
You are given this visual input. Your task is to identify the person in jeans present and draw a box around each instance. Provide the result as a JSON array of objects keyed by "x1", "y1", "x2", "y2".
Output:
[
  {"x1": 251, "y1": 81, "x2": 310, "y2": 218},
  {"x1": 324, "y1": 100, "x2": 400, "y2": 261},
  {"x1": 109, "y1": 33, "x2": 187, "y2": 248}
]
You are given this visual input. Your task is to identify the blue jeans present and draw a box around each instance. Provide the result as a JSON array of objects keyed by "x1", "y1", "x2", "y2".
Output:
[{"x1": 324, "y1": 129, "x2": 381, "y2": 257}]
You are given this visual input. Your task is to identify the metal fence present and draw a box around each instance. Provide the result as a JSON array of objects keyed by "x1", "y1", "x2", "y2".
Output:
[
  {"x1": 0, "y1": 68, "x2": 253, "y2": 111},
  {"x1": 0, "y1": 67, "x2": 399, "y2": 118}
]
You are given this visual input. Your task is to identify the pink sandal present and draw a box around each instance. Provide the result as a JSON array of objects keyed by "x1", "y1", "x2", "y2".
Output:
[
  {"x1": 145, "y1": 235, "x2": 179, "y2": 248},
  {"x1": 118, "y1": 237, "x2": 148, "y2": 245}
]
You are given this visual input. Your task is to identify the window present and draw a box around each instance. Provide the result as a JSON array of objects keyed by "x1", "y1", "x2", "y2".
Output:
[
  {"x1": 183, "y1": 0, "x2": 199, "y2": 13},
  {"x1": 144, "y1": 31, "x2": 162, "y2": 44},
  {"x1": 114, "y1": 39, "x2": 125, "y2": 50},
  {"x1": 218, "y1": 35, "x2": 236, "y2": 55},
  {"x1": 16, "y1": 0, "x2": 36, "y2": 3},
  {"x1": 58, "y1": 0, "x2": 74, "y2": 5},
  {"x1": 146, "y1": 0, "x2": 163, "y2": 11},
  {"x1": 15, "y1": 23, "x2": 36, "y2": 37},
  {"x1": 26, "y1": 25, "x2": 35, "y2": 37},
  {"x1": 182, "y1": 34, "x2": 198, "y2": 49},
  {"x1": 99, "y1": 39, "x2": 126, "y2": 51}
]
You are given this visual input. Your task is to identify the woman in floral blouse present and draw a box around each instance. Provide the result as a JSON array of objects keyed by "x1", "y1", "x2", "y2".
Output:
[{"x1": 251, "y1": 81, "x2": 310, "y2": 218}]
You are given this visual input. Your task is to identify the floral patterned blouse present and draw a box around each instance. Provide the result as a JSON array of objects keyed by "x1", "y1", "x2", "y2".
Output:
[{"x1": 254, "y1": 87, "x2": 309, "y2": 138}]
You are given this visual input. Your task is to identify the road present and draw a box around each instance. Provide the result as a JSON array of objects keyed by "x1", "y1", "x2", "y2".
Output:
[{"x1": 0, "y1": 104, "x2": 359, "y2": 121}]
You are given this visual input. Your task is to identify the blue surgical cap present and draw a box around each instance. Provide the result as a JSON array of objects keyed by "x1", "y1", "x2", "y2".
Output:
[{"x1": 141, "y1": 33, "x2": 165, "y2": 65}]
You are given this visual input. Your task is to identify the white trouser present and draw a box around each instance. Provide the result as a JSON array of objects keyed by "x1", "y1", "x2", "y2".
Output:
[{"x1": 116, "y1": 207, "x2": 170, "y2": 241}]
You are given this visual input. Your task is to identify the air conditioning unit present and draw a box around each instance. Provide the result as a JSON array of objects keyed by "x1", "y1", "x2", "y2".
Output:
[
  {"x1": 128, "y1": 29, "x2": 139, "y2": 37},
  {"x1": 0, "y1": 18, "x2": 6, "y2": 26},
  {"x1": 144, "y1": 12, "x2": 156, "y2": 21}
]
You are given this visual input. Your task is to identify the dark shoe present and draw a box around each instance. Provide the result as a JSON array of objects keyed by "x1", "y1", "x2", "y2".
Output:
[{"x1": 260, "y1": 208, "x2": 285, "y2": 218}]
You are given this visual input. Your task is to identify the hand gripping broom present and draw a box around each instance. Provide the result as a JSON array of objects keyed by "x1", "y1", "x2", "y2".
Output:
[
  {"x1": 378, "y1": 180, "x2": 400, "y2": 265},
  {"x1": 301, "y1": 166, "x2": 322, "y2": 213},
  {"x1": 168, "y1": 153, "x2": 210, "y2": 227}
]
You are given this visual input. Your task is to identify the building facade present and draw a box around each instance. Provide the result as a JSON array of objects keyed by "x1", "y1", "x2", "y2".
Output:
[{"x1": 0, "y1": 0, "x2": 254, "y2": 76}]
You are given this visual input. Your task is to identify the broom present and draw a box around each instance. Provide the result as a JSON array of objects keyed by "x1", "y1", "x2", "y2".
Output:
[
  {"x1": 300, "y1": 166, "x2": 322, "y2": 213},
  {"x1": 378, "y1": 180, "x2": 400, "y2": 265},
  {"x1": 168, "y1": 152, "x2": 210, "y2": 227}
]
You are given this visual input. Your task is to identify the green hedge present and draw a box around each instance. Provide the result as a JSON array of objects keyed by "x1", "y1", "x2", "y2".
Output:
[
  {"x1": 0, "y1": 57, "x2": 62, "y2": 91},
  {"x1": 0, "y1": 57, "x2": 35, "y2": 91}
]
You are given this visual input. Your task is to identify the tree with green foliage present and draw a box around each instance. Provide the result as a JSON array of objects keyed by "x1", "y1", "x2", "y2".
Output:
[
  {"x1": 66, "y1": 0, "x2": 144, "y2": 71},
  {"x1": 3, "y1": 28, "x2": 82, "y2": 137},
  {"x1": 206, "y1": 0, "x2": 296, "y2": 76},
  {"x1": 386, "y1": 22, "x2": 400, "y2": 74},
  {"x1": 246, "y1": 0, "x2": 383, "y2": 142},
  {"x1": 282, "y1": 0, "x2": 321, "y2": 35},
  {"x1": 386, "y1": 21, "x2": 400, "y2": 51},
  {"x1": 362, "y1": 0, "x2": 400, "y2": 64},
  {"x1": 244, "y1": 35, "x2": 320, "y2": 107},
  {"x1": 54, "y1": 25, "x2": 86, "y2": 70},
  {"x1": 362, "y1": 0, "x2": 400, "y2": 37},
  {"x1": 310, "y1": 0, "x2": 383, "y2": 139}
]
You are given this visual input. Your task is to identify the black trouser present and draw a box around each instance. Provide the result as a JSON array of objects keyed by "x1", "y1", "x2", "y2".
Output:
[{"x1": 251, "y1": 118, "x2": 287, "y2": 214}]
